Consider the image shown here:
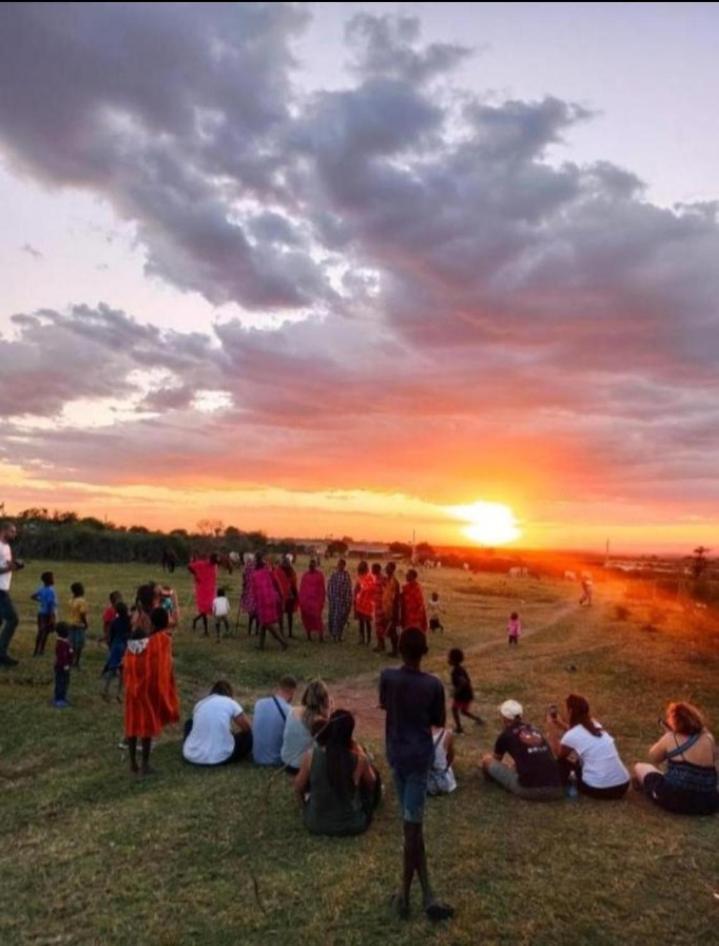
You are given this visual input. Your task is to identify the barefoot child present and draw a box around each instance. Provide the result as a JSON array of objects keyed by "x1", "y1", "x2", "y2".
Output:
[
  {"x1": 68, "y1": 582, "x2": 89, "y2": 669},
  {"x1": 32, "y1": 571, "x2": 57, "y2": 656},
  {"x1": 448, "y1": 648, "x2": 484, "y2": 733},
  {"x1": 508, "y1": 611, "x2": 521, "y2": 646}
]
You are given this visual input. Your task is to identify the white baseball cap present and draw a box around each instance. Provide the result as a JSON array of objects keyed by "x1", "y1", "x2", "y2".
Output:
[{"x1": 499, "y1": 699, "x2": 523, "y2": 720}]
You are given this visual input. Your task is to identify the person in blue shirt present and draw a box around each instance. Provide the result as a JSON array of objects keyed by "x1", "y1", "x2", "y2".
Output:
[
  {"x1": 251, "y1": 675, "x2": 297, "y2": 765},
  {"x1": 32, "y1": 571, "x2": 58, "y2": 657},
  {"x1": 379, "y1": 628, "x2": 454, "y2": 923}
]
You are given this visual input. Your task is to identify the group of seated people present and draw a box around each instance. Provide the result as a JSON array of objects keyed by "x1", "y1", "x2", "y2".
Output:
[
  {"x1": 482, "y1": 696, "x2": 719, "y2": 816},
  {"x1": 181, "y1": 674, "x2": 719, "y2": 833}
]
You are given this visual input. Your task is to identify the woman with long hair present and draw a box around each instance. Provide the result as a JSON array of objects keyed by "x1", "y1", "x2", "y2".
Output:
[
  {"x1": 295, "y1": 709, "x2": 381, "y2": 836},
  {"x1": 281, "y1": 679, "x2": 330, "y2": 774},
  {"x1": 552, "y1": 694, "x2": 630, "y2": 799},
  {"x1": 633, "y1": 701, "x2": 718, "y2": 815}
]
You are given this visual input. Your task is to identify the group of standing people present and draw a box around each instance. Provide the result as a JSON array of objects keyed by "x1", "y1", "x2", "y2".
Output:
[{"x1": 188, "y1": 551, "x2": 435, "y2": 653}]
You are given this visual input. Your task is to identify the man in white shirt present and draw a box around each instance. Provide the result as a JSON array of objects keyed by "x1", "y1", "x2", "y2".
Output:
[
  {"x1": 252, "y1": 674, "x2": 297, "y2": 765},
  {"x1": 182, "y1": 680, "x2": 253, "y2": 765},
  {"x1": 0, "y1": 522, "x2": 22, "y2": 667}
]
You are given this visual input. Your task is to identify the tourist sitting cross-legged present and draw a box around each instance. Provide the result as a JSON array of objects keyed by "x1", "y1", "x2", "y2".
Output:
[
  {"x1": 481, "y1": 699, "x2": 563, "y2": 801},
  {"x1": 294, "y1": 709, "x2": 381, "y2": 836},
  {"x1": 182, "y1": 680, "x2": 252, "y2": 766},
  {"x1": 633, "y1": 701, "x2": 719, "y2": 816},
  {"x1": 281, "y1": 679, "x2": 330, "y2": 774},
  {"x1": 550, "y1": 694, "x2": 630, "y2": 799}
]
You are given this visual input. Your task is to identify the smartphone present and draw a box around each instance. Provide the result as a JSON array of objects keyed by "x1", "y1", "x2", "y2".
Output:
[{"x1": 548, "y1": 704, "x2": 558, "y2": 719}]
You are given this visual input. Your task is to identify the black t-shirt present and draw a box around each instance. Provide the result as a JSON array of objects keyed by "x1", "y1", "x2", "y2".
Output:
[
  {"x1": 451, "y1": 666, "x2": 473, "y2": 702},
  {"x1": 379, "y1": 666, "x2": 446, "y2": 775},
  {"x1": 494, "y1": 722, "x2": 561, "y2": 788}
]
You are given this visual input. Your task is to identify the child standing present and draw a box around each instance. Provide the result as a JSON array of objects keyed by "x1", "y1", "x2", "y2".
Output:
[
  {"x1": 53, "y1": 622, "x2": 73, "y2": 708},
  {"x1": 508, "y1": 611, "x2": 521, "y2": 646},
  {"x1": 212, "y1": 587, "x2": 230, "y2": 641},
  {"x1": 32, "y1": 570, "x2": 57, "y2": 656},
  {"x1": 102, "y1": 601, "x2": 130, "y2": 701},
  {"x1": 428, "y1": 592, "x2": 444, "y2": 633},
  {"x1": 448, "y1": 648, "x2": 484, "y2": 733},
  {"x1": 68, "y1": 582, "x2": 89, "y2": 668},
  {"x1": 102, "y1": 591, "x2": 122, "y2": 645}
]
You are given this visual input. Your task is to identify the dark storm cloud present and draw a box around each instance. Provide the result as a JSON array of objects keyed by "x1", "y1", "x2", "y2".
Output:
[{"x1": 0, "y1": 7, "x2": 718, "y2": 513}]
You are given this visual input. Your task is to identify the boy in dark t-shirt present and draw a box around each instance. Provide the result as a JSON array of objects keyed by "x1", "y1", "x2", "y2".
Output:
[
  {"x1": 481, "y1": 699, "x2": 562, "y2": 801},
  {"x1": 379, "y1": 628, "x2": 454, "y2": 923},
  {"x1": 448, "y1": 648, "x2": 484, "y2": 732}
]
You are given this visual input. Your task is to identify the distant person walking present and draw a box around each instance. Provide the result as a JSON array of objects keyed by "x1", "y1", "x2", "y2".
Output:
[
  {"x1": 0, "y1": 521, "x2": 22, "y2": 667},
  {"x1": 507, "y1": 611, "x2": 521, "y2": 646},
  {"x1": 371, "y1": 562, "x2": 388, "y2": 653},
  {"x1": 299, "y1": 560, "x2": 326, "y2": 641},
  {"x1": 249, "y1": 555, "x2": 286, "y2": 651},
  {"x1": 579, "y1": 576, "x2": 593, "y2": 606},
  {"x1": 240, "y1": 555, "x2": 258, "y2": 635},
  {"x1": 327, "y1": 559, "x2": 353, "y2": 642},
  {"x1": 188, "y1": 553, "x2": 218, "y2": 635}
]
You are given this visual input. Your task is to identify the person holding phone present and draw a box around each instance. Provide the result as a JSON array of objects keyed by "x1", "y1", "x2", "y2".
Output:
[{"x1": 633, "y1": 702, "x2": 718, "y2": 816}]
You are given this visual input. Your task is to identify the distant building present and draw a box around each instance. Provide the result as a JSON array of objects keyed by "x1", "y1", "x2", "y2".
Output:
[{"x1": 346, "y1": 542, "x2": 390, "y2": 558}]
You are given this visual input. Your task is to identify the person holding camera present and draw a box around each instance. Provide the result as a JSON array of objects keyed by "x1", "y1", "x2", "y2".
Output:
[
  {"x1": 633, "y1": 702, "x2": 718, "y2": 816},
  {"x1": 0, "y1": 521, "x2": 23, "y2": 667}
]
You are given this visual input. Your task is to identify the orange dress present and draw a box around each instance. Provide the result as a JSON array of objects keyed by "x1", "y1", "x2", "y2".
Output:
[{"x1": 123, "y1": 633, "x2": 179, "y2": 738}]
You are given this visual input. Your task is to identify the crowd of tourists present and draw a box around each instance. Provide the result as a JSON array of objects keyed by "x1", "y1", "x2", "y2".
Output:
[{"x1": 1, "y1": 520, "x2": 718, "y2": 924}]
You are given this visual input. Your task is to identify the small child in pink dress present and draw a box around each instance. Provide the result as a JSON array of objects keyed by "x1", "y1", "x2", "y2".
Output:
[{"x1": 507, "y1": 611, "x2": 521, "y2": 646}]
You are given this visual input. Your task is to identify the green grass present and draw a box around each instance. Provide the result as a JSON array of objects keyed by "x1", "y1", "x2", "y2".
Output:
[{"x1": 1, "y1": 560, "x2": 718, "y2": 945}]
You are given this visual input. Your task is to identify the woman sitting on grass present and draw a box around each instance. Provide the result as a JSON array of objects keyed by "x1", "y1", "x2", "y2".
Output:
[
  {"x1": 281, "y1": 679, "x2": 330, "y2": 774},
  {"x1": 548, "y1": 694, "x2": 630, "y2": 799},
  {"x1": 633, "y1": 701, "x2": 719, "y2": 816},
  {"x1": 295, "y1": 709, "x2": 381, "y2": 836}
]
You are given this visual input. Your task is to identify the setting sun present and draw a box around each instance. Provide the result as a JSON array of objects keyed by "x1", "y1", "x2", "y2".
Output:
[{"x1": 451, "y1": 501, "x2": 522, "y2": 547}]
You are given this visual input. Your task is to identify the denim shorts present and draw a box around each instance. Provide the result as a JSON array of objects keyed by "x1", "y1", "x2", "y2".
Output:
[{"x1": 392, "y1": 769, "x2": 429, "y2": 823}]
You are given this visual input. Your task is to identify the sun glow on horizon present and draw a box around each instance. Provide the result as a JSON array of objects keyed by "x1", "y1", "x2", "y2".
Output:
[{"x1": 451, "y1": 501, "x2": 522, "y2": 547}]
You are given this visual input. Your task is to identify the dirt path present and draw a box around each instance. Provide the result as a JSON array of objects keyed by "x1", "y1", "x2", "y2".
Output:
[{"x1": 330, "y1": 601, "x2": 582, "y2": 738}]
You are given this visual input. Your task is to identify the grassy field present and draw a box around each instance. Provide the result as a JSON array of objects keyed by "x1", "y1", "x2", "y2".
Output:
[{"x1": 1, "y1": 559, "x2": 718, "y2": 946}]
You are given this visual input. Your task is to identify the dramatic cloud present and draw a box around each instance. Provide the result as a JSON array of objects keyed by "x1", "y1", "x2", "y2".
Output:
[{"x1": 0, "y1": 5, "x2": 718, "y2": 543}]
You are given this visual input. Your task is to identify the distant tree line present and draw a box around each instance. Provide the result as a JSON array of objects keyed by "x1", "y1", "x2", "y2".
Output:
[{"x1": 7, "y1": 508, "x2": 283, "y2": 564}]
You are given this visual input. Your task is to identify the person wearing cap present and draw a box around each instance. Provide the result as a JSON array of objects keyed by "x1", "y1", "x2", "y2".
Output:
[{"x1": 481, "y1": 699, "x2": 563, "y2": 801}]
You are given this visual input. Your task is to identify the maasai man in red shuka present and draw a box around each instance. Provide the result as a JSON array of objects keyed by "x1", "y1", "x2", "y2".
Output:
[
  {"x1": 123, "y1": 606, "x2": 179, "y2": 776},
  {"x1": 249, "y1": 555, "x2": 287, "y2": 651},
  {"x1": 400, "y1": 569, "x2": 428, "y2": 634},
  {"x1": 354, "y1": 561, "x2": 374, "y2": 646},
  {"x1": 273, "y1": 555, "x2": 298, "y2": 638},
  {"x1": 188, "y1": 553, "x2": 218, "y2": 636},
  {"x1": 299, "y1": 559, "x2": 326, "y2": 641},
  {"x1": 370, "y1": 562, "x2": 388, "y2": 652}
]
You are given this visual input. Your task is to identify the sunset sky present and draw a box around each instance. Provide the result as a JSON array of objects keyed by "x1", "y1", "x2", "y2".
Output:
[{"x1": 1, "y1": 2, "x2": 718, "y2": 551}]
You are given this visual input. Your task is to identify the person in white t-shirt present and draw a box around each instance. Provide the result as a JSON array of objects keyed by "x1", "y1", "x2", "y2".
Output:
[
  {"x1": 549, "y1": 694, "x2": 630, "y2": 799},
  {"x1": 182, "y1": 680, "x2": 252, "y2": 765},
  {"x1": 0, "y1": 522, "x2": 23, "y2": 667},
  {"x1": 212, "y1": 588, "x2": 231, "y2": 641}
]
